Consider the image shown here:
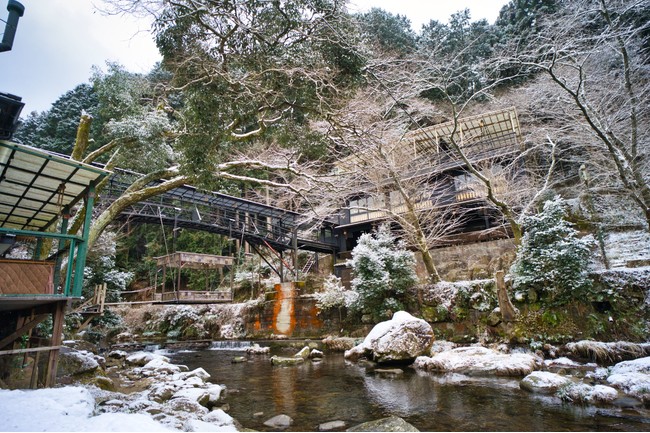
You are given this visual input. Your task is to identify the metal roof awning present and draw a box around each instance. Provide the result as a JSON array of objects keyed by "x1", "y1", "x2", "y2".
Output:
[{"x1": 0, "y1": 140, "x2": 111, "y2": 231}]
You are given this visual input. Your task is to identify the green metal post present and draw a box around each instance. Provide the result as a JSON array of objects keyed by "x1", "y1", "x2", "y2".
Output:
[
  {"x1": 71, "y1": 186, "x2": 96, "y2": 297},
  {"x1": 64, "y1": 239, "x2": 76, "y2": 296},
  {"x1": 33, "y1": 238, "x2": 43, "y2": 260},
  {"x1": 52, "y1": 207, "x2": 70, "y2": 294}
]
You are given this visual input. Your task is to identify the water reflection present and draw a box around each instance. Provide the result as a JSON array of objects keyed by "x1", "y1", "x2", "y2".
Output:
[
  {"x1": 362, "y1": 370, "x2": 439, "y2": 416},
  {"x1": 168, "y1": 347, "x2": 650, "y2": 432}
]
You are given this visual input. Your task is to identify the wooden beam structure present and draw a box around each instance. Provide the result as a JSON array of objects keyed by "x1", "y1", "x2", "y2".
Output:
[{"x1": 0, "y1": 140, "x2": 110, "y2": 388}]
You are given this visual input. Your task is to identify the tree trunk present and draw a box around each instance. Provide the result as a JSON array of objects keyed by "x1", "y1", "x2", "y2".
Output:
[{"x1": 495, "y1": 270, "x2": 518, "y2": 322}]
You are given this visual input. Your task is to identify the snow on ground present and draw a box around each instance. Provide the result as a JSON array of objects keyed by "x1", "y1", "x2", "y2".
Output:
[{"x1": 0, "y1": 386, "x2": 173, "y2": 432}]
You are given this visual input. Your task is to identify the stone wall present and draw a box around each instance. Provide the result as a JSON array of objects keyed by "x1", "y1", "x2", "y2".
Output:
[
  {"x1": 421, "y1": 238, "x2": 517, "y2": 281},
  {"x1": 335, "y1": 238, "x2": 516, "y2": 286}
]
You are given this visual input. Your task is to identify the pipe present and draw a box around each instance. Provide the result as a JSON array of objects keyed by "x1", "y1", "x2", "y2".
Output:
[{"x1": 0, "y1": 0, "x2": 25, "y2": 53}]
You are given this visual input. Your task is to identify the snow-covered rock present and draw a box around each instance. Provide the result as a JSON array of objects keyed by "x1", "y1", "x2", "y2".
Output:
[
  {"x1": 607, "y1": 356, "x2": 650, "y2": 401},
  {"x1": 318, "y1": 420, "x2": 346, "y2": 431},
  {"x1": 188, "y1": 409, "x2": 238, "y2": 432},
  {"x1": 127, "y1": 351, "x2": 166, "y2": 366},
  {"x1": 429, "y1": 340, "x2": 457, "y2": 355},
  {"x1": 108, "y1": 350, "x2": 128, "y2": 360},
  {"x1": 544, "y1": 357, "x2": 584, "y2": 368},
  {"x1": 322, "y1": 336, "x2": 357, "y2": 351},
  {"x1": 177, "y1": 368, "x2": 211, "y2": 382},
  {"x1": 344, "y1": 311, "x2": 434, "y2": 363},
  {"x1": 270, "y1": 355, "x2": 304, "y2": 366},
  {"x1": 560, "y1": 383, "x2": 619, "y2": 404},
  {"x1": 163, "y1": 398, "x2": 209, "y2": 418},
  {"x1": 205, "y1": 385, "x2": 224, "y2": 406},
  {"x1": 171, "y1": 388, "x2": 210, "y2": 407},
  {"x1": 245, "y1": 343, "x2": 270, "y2": 355},
  {"x1": 0, "y1": 386, "x2": 173, "y2": 431},
  {"x1": 414, "y1": 346, "x2": 541, "y2": 376},
  {"x1": 294, "y1": 346, "x2": 311, "y2": 359},
  {"x1": 310, "y1": 349, "x2": 324, "y2": 359},
  {"x1": 142, "y1": 358, "x2": 182, "y2": 374},
  {"x1": 58, "y1": 349, "x2": 100, "y2": 376},
  {"x1": 149, "y1": 382, "x2": 179, "y2": 403},
  {"x1": 520, "y1": 371, "x2": 573, "y2": 394}
]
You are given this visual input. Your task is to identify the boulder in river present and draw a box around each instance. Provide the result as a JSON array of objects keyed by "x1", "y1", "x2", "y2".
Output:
[
  {"x1": 295, "y1": 346, "x2": 311, "y2": 359},
  {"x1": 520, "y1": 371, "x2": 573, "y2": 394},
  {"x1": 344, "y1": 311, "x2": 434, "y2": 364},
  {"x1": 271, "y1": 355, "x2": 305, "y2": 366},
  {"x1": 346, "y1": 415, "x2": 419, "y2": 432},
  {"x1": 322, "y1": 336, "x2": 357, "y2": 352},
  {"x1": 264, "y1": 414, "x2": 293, "y2": 429},
  {"x1": 319, "y1": 420, "x2": 346, "y2": 431}
]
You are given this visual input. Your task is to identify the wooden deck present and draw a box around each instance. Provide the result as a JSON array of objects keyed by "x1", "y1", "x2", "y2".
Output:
[
  {"x1": 108, "y1": 285, "x2": 233, "y2": 305},
  {"x1": 154, "y1": 290, "x2": 233, "y2": 303}
]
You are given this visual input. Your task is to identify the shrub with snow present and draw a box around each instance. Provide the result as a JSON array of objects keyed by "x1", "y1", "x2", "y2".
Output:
[
  {"x1": 422, "y1": 279, "x2": 496, "y2": 321},
  {"x1": 347, "y1": 224, "x2": 418, "y2": 322},
  {"x1": 510, "y1": 196, "x2": 595, "y2": 304},
  {"x1": 315, "y1": 274, "x2": 358, "y2": 311}
]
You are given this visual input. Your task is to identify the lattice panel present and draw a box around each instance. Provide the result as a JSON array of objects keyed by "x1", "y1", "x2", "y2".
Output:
[{"x1": 0, "y1": 260, "x2": 54, "y2": 295}]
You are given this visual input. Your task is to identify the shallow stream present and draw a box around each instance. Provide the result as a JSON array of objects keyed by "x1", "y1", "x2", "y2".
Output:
[{"x1": 167, "y1": 343, "x2": 650, "y2": 432}]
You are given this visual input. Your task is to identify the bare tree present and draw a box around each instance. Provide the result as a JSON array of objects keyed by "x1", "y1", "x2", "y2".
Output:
[
  {"x1": 501, "y1": 0, "x2": 650, "y2": 230},
  {"x1": 316, "y1": 87, "x2": 472, "y2": 283}
]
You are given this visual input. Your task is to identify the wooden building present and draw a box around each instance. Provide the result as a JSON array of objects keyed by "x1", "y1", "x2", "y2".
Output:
[
  {"x1": 332, "y1": 107, "x2": 523, "y2": 263},
  {"x1": 0, "y1": 140, "x2": 110, "y2": 388}
]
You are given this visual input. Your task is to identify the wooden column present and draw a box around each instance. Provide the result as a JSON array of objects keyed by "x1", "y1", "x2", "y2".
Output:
[{"x1": 45, "y1": 300, "x2": 67, "y2": 387}]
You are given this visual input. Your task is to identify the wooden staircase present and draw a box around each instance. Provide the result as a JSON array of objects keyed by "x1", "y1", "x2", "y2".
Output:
[{"x1": 73, "y1": 283, "x2": 107, "y2": 330}]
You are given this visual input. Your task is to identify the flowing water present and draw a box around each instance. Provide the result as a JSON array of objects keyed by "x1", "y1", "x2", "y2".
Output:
[{"x1": 168, "y1": 343, "x2": 650, "y2": 432}]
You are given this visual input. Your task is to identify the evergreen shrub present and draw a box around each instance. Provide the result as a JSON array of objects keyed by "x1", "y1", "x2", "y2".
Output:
[
  {"x1": 510, "y1": 196, "x2": 595, "y2": 304},
  {"x1": 347, "y1": 224, "x2": 418, "y2": 322}
]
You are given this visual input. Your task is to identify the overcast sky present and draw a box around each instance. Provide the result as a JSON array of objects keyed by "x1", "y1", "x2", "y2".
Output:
[{"x1": 1, "y1": 0, "x2": 509, "y2": 115}]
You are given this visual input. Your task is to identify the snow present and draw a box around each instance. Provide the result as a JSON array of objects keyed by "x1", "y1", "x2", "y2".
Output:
[
  {"x1": 520, "y1": 371, "x2": 572, "y2": 393},
  {"x1": 414, "y1": 346, "x2": 541, "y2": 376},
  {"x1": 590, "y1": 385, "x2": 619, "y2": 402},
  {"x1": 142, "y1": 357, "x2": 183, "y2": 373},
  {"x1": 0, "y1": 387, "x2": 173, "y2": 432},
  {"x1": 361, "y1": 311, "x2": 420, "y2": 346},
  {"x1": 606, "y1": 356, "x2": 650, "y2": 398},
  {"x1": 425, "y1": 280, "x2": 493, "y2": 310},
  {"x1": 544, "y1": 357, "x2": 583, "y2": 368},
  {"x1": 602, "y1": 230, "x2": 650, "y2": 268},
  {"x1": 609, "y1": 356, "x2": 650, "y2": 375}
]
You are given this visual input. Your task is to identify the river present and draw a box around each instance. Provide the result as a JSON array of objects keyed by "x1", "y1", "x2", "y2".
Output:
[{"x1": 167, "y1": 343, "x2": 650, "y2": 432}]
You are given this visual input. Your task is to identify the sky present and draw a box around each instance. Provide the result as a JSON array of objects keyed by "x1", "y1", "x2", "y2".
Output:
[{"x1": 1, "y1": 0, "x2": 510, "y2": 115}]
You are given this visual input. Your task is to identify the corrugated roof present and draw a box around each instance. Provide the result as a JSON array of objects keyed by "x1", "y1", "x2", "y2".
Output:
[{"x1": 0, "y1": 140, "x2": 111, "y2": 231}]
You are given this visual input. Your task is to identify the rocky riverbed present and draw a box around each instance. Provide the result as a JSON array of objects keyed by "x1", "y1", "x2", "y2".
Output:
[{"x1": 1, "y1": 311, "x2": 649, "y2": 431}]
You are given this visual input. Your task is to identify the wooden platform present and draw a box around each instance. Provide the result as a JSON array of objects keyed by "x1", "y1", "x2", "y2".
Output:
[{"x1": 154, "y1": 290, "x2": 233, "y2": 303}]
